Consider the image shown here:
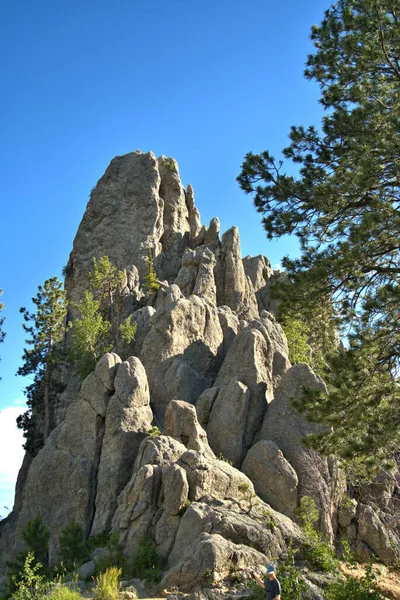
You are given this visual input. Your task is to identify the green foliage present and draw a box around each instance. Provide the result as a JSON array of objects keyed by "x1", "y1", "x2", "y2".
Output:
[
  {"x1": 147, "y1": 426, "x2": 161, "y2": 438},
  {"x1": 245, "y1": 580, "x2": 265, "y2": 600},
  {"x1": 295, "y1": 496, "x2": 320, "y2": 529},
  {"x1": 217, "y1": 453, "x2": 233, "y2": 465},
  {"x1": 47, "y1": 586, "x2": 82, "y2": 600},
  {"x1": 59, "y1": 519, "x2": 86, "y2": 572},
  {"x1": 71, "y1": 291, "x2": 112, "y2": 377},
  {"x1": 21, "y1": 516, "x2": 50, "y2": 568},
  {"x1": 163, "y1": 158, "x2": 177, "y2": 172},
  {"x1": 304, "y1": 525, "x2": 338, "y2": 573},
  {"x1": 238, "y1": 0, "x2": 400, "y2": 475},
  {"x1": 85, "y1": 530, "x2": 111, "y2": 554},
  {"x1": 326, "y1": 564, "x2": 384, "y2": 600},
  {"x1": 11, "y1": 552, "x2": 47, "y2": 600},
  {"x1": 17, "y1": 277, "x2": 67, "y2": 444},
  {"x1": 131, "y1": 537, "x2": 164, "y2": 584},
  {"x1": 94, "y1": 533, "x2": 124, "y2": 576},
  {"x1": 279, "y1": 541, "x2": 307, "y2": 600},
  {"x1": 94, "y1": 567, "x2": 122, "y2": 600},
  {"x1": 262, "y1": 508, "x2": 276, "y2": 533},
  {"x1": 295, "y1": 497, "x2": 338, "y2": 573},
  {"x1": 179, "y1": 498, "x2": 191, "y2": 516},
  {"x1": 143, "y1": 249, "x2": 159, "y2": 296},
  {"x1": 71, "y1": 257, "x2": 137, "y2": 378},
  {"x1": 281, "y1": 317, "x2": 311, "y2": 365},
  {"x1": 118, "y1": 315, "x2": 137, "y2": 345}
]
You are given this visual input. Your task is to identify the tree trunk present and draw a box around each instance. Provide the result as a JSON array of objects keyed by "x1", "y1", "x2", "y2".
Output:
[{"x1": 43, "y1": 365, "x2": 50, "y2": 441}]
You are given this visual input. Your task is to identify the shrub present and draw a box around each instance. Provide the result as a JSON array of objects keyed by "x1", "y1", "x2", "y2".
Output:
[
  {"x1": 147, "y1": 426, "x2": 161, "y2": 438},
  {"x1": 59, "y1": 519, "x2": 86, "y2": 572},
  {"x1": 304, "y1": 526, "x2": 338, "y2": 573},
  {"x1": 326, "y1": 563, "x2": 384, "y2": 600},
  {"x1": 131, "y1": 537, "x2": 164, "y2": 584},
  {"x1": 12, "y1": 552, "x2": 48, "y2": 600},
  {"x1": 94, "y1": 533, "x2": 124, "y2": 576},
  {"x1": 279, "y1": 541, "x2": 307, "y2": 600},
  {"x1": 94, "y1": 567, "x2": 122, "y2": 600},
  {"x1": 47, "y1": 586, "x2": 82, "y2": 600},
  {"x1": 22, "y1": 515, "x2": 50, "y2": 568},
  {"x1": 295, "y1": 496, "x2": 338, "y2": 573}
]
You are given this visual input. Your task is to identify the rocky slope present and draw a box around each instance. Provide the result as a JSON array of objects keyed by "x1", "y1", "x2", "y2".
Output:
[{"x1": 1, "y1": 151, "x2": 398, "y2": 594}]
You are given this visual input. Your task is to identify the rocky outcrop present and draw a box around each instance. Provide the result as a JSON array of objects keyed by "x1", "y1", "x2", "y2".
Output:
[
  {"x1": 140, "y1": 295, "x2": 224, "y2": 422},
  {"x1": 215, "y1": 227, "x2": 258, "y2": 321},
  {"x1": 242, "y1": 440, "x2": 298, "y2": 518},
  {"x1": 256, "y1": 363, "x2": 344, "y2": 540},
  {"x1": 91, "y1": 357, "x2": 153, "y2": 534},
  {"x1": 4, "y1": 150, "x2": 399, "y2": 593}
]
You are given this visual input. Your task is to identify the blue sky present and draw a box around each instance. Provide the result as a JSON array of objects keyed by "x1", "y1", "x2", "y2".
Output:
[{"x1": 0, "y1": 0, "x2": 328, "y2": 515}]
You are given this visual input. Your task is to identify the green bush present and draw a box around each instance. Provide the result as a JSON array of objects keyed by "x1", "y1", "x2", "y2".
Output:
[
  {"x1": 295, "y1": 496, "x2": 338, "y2": 573},
  {"x1": 326, "y1": 564, "x2": 384, "y2": 600},
  {"x1": 295, "y1": 496, "x2": 319, "y2": 528},
  {"x1": 59, "y1": 519, "x2": 86, "y2": 572},
  {"x1": 131, "y1": 537, "x2": 164, "y2": 584},
  {"x1": 47, "y1": 586, "x2": 82, "y2": 600},
  {"x1": 6, "y1": 516, "x2": 50, "y2": 594},
  {"x1": 304, "y1": 525, "x2": 338, "y2": 573},
  {"x1": 147, "y1": 426, "x2": 161, "y2": 438},
  {"x1": 22, "y1": 515, "x2": 50, "y2": 568},
  {"x1": 279, "y1": 541, "x2": 307, "y2": 600},
  {"x1": 94, "y1": 567, "x2": 122, "y2": 600},
  {"x1": 94, "y1": 534, "x2": 124, "y2": 576},
  {"x1": 11, "y1": 552, "x2": 48, "y2": 600}
]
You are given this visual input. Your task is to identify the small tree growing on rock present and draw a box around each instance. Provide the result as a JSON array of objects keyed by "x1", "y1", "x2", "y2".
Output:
[{"x1": 143, "y1": 249, "x2": 160, "y2": 296}]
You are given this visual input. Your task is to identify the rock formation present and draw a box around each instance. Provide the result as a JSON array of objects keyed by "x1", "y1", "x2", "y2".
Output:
[{"x1": 1, "y1": 151, "x2": 398, "y2": 594}]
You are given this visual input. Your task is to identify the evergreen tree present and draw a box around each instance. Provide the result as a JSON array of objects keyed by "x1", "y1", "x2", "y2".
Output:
[
  {"x1": 238, "y1": 0, "x2": 400, "y2": 476},
  {"x1": 17, "y1": 277, "x2": 67, "y2": 442},
  {"x1": 71, "y1": 257, "x2": 137, "y2": 377},
  {"x1": 143, "y1": 249, "x2": 160, "y2": 295},
  {"x1": 70, "y1": 290, "x2": 112, "y2": 377},
  {"x1": 88, "y1": 256, "x2": 125, "y2": 345}
]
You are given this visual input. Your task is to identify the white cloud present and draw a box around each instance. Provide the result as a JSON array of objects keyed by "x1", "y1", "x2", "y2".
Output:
[
  {"x1": 274, "y1": 263, "x2": 282, "y2": 271},
  {"x1": 0, "y1": 406, "x2": 25, "y2": 489}
]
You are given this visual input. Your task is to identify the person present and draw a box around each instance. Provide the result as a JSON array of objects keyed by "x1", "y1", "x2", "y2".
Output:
[{"x1": 252, "y1": 563, "x2": 281, "y2": 600}]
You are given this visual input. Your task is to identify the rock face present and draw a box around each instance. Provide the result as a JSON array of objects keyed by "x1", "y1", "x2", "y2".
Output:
[{"x1": 3, "y1": 151, "x2": 399, "y2": 588}]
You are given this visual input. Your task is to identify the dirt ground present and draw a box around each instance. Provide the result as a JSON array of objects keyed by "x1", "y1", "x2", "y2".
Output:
[{"x1": 340, "y1": 563, "x2": 400, "y2": 600}]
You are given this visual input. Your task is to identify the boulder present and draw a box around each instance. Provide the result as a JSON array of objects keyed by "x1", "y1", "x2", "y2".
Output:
[
  {"x1": 158, "y1": 156, "x2": 191, "y2": 281},
  {"x1": 242, "y1": 440, "x2": 298, "y2": 517},
  {"x1": 140, "y1": 296, "x2": 224, "y2": 422},
  {"x1": 164, "y1": 400, "x2": 213, "y2": 457},
  {"x1": 215, "y1": 227, "x2": 259, "y2": 321},
  {"x1": 258, "y1": 363, "x2": 343, "y2": 540},
  {"x1": 206, "y1": 381, "x2": 250, "y2": 467},
  {"x1": 162, "y1": 464, "x2": 189, "y2": 515},
  {"x1": 357, "y1": 504, "x2": 398, "y2": 564},
  {"x1": 186, "y1": 184, "x2": 202, "y2": 240},
  {"x1": 91, "y1": 357, "x2": 153, "y2": 534},
  {"x1": 212, "y1": 327, "x2": 273, "y2": 455},
  {"x1": 160, "y1": 532, "x2": 267, "y2": 591},
  {"x1": 242, "y1": 255, "x2": 274, "y2": 314}
]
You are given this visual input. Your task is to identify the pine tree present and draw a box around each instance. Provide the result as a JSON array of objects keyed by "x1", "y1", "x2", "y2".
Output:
[
  {"x1": 17, "y1": 277, "x2": 67, "y2": 442},
  {"x1": 71, "y1": 257, "x2": 137, "y2": 376},
  {"x1": 238, "y1": 0, "x2": 400, "y2": 476},
  {"x1": 88, "y1": 256, "x2": 125, "y2": 345},
  {"x1": 143, "y1": 249, "x2": 160, "y2": 296},
  {"x1": 70, "y1": 290, "x2": 113, "y2": 377}
]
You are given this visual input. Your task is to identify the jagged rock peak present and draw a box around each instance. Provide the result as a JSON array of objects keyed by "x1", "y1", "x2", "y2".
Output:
[{"x1": 64, "y1": 151, "x2": 202, "y2": 304}]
